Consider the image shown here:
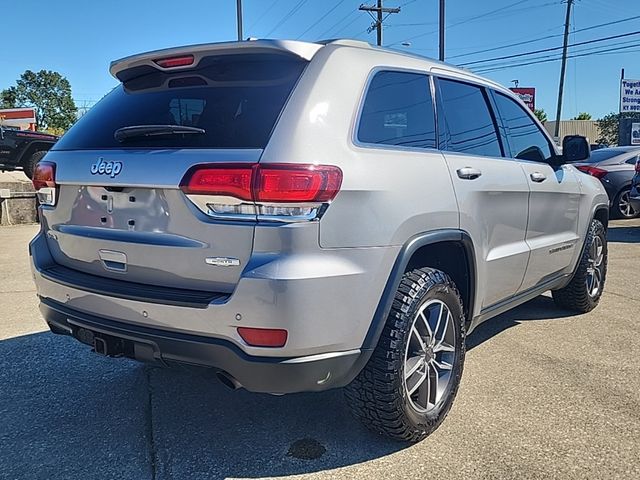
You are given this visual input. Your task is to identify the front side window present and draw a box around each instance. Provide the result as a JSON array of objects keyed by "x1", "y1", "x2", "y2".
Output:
[
  {"x1": 493, "y1": 92, "x2": 554, "y2": 163},
  {"x1": 357, "y1": 71, "x2": 436, "y2": 149},
  {"x1": 437, "y1": 78, "x2": 502, "y2": 157}
]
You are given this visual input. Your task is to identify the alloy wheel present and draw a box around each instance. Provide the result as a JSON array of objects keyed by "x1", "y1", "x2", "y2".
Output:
[
  {"x1": 404, "y1": 299, "x2": 456, "y2": 413},
  {"x1": 618, "y1": 191, "x2": 637, "y2": 218},
  {"x1": 586, "y1": 234, "x2": 605, "y2": 298}
]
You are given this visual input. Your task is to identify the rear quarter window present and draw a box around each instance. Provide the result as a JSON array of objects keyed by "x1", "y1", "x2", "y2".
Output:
[{"x1": 54, "y1": 54, "x2": 307, "y2": 150}]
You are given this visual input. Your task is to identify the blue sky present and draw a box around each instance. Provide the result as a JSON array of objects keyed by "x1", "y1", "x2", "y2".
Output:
[{"x1": 1, "y1": 0, "x2": 638, "y2": 119}]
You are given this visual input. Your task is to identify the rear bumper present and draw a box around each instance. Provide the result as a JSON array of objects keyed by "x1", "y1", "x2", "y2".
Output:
[{"x1": 40, "y1": 297, "x2": 364, "y2": 394}]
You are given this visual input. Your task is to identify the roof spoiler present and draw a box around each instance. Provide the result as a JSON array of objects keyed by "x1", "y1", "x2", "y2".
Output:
[{"x1": 109, "y1": 39, "x2": 324, "y2": 83}]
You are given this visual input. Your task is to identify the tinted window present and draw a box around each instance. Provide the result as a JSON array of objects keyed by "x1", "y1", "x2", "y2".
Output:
[
  {"x1": 358, "y1": 71, "x2": 436, "y2": 149},
  {"x1": 494, "y1": 92, "x2": 553, "y2": 162},
  {"x1": 54, "y1": 54, "x2": 307, "y2": 150},
  {"x1": 438, "y1": 79, "x2": 501, "y2": 157}
]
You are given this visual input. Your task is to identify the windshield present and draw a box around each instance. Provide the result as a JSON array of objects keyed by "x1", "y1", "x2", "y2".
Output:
[{"x1": 54, "y1": 53, "x2": 307, "y2": 150}]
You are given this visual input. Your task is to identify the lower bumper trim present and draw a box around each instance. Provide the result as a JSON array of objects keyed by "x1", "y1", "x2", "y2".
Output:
[{"x1": 39, "y1": 297, "x2": 364, "y2": 394}]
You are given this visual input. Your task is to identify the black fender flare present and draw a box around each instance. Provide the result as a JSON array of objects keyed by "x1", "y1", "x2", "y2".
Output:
[{"x1": 344, "y1": 229, "x2": 477, "y2": 384}]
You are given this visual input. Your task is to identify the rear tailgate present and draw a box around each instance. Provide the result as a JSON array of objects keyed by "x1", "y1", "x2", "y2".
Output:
[
  {"x1": 39, "y1": 46, "x2": 311, "y2": 294},
  {"x1": 42, "y1": 149, "x2": 259, "y2": 293}
]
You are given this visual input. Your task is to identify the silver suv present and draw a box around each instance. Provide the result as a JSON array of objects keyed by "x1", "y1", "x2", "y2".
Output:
[{"x1": 30, "y1": 39, "x2": 609, "y2": 442}]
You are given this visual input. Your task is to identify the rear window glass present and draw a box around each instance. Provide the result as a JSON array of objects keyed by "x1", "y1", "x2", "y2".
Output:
[
  {"x1": 54, "y1": 54, "x2": 307, "y2": 150},
  {"x1": 588, "y1": 149, "x2": 632, "y2": 163},
  {"x1": 357, "y1": 71, "x2": 436, "y2": 149}
]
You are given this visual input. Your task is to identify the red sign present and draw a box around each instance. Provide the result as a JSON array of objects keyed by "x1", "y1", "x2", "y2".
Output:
[{"x1": 509, "y1": 87, "x2": 536, "y2": 112}]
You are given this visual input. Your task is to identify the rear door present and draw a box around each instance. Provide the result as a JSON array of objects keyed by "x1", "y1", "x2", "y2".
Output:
[
  {"x1": 42, "y1": 52, "x2": 308, "y2": 293},
  {"x1": 435, "y1": 77, "x2": 530, "y2": 309},
  {"x1": 491, "y1": 91, "x2": 581, "y2": 291}
]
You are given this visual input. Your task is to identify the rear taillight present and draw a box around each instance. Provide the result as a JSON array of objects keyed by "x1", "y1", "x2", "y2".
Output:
[
  {"x1": 577, "y1": 165, "x2": 608, "y2": 179},
  {"x1": 635, "y1": 160, "x2": 640, "y2": 173},
  {"x1": 180, "y1": 163, "x2": 342, "y2": 222},
  {"x1": 32, "y1": 161, "x2": 57, "y2": 206},
  {"x1": 153, "y1": 55, "x2": 194, "y2": 69},
  {"x1": 254, "y1": 164, "x2": 342, "y2": 203}
]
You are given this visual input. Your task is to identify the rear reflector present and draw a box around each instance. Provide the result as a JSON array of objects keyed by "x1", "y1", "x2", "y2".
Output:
[
  {"x1": 32, "y1": 161, "x2": 56, "y2": 190},
  {"x1": 180, "y1": 163, "x2": 342, "y2": 203},
  {"x1": 577, "y1": 165, "x2": 608, "y2": 179},
  {"x1": 154, "y1": 55, "x2": 195, "y2": 68},
  {"x1": 237, "y1": 327, "x2": 288, "y2": 348}
]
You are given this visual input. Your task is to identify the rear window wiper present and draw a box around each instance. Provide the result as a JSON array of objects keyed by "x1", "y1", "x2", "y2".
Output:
[{"x1": 114, "y1": 125, "x2": 205, "y2": 142}]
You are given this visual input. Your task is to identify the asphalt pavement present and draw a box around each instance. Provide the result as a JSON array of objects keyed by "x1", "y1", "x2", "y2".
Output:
[{"x1": 1, "y1": 221, "x2": 639, "y2": 479}]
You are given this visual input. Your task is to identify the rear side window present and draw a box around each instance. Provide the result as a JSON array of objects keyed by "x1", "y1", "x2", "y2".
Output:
[
  {"x1": 437, "y1": 78, "x2": 502, "y2": 157},
  {"x1": 357, "y1": 71, "x2": 436, "y2": 149},
  {"x1": 53, "y1": 54, "x2": 307, "y2": 150},
  {"x1": 493, "y1": 92, "x2": 554, "y2": 163}
]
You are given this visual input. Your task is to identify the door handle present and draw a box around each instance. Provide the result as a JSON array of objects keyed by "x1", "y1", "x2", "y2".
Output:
[
  {"x1": 530, "y1": 172, "x2": 547, "y2": 183},
  {"x1": 456, "y1": 167, "x2": 482, "y2": 180}
]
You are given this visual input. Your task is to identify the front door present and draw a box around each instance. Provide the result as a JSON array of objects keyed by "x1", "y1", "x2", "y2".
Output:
[{"x1": 490, "y1": 91, "x2": 581, "y2": 292}]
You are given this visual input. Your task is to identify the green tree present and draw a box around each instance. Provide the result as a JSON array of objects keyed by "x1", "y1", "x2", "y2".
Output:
[
  {"x1": 0, "y1": 70, "x2": 77, "y2": 131},
  {"x1": 0, "y1": 88, "x2": 17, "y2": 109},
  {"x1": 596, "y1": 112, "x2": 640, "y2": 145},
  {"x1": 572, "y1": 112, "x2": 592, "y2": 120},
  {"x1": 534, "y1": 108, "x2": 547, "y2": 123}
]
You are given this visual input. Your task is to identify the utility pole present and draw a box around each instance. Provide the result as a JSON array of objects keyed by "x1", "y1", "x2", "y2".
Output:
[
  {"x1": 359, "y1": 1, "x2": 401, "y2": 46},
  {"x1": 554, "y1": 0, "x2": 574, "y2": 139},
  {"x1": 439, "y1": 0, "x2": 445, "y2": 61},
  {"x1": 236, "y1": 0, "x2": 243, "y2": 41}
]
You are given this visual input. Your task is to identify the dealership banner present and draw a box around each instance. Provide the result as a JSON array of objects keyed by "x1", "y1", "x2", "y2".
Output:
[
  {"x1": 620, "y1": 79, "x2": 640, "y2": 112},
  {"x1": 509, "y1": 88, "x2": 536, "y2": 111}
]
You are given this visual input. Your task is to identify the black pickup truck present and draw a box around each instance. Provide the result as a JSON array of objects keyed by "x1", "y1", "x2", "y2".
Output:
[{"x1": 0, "y1": 125, "x2": 58, "y2": 179}]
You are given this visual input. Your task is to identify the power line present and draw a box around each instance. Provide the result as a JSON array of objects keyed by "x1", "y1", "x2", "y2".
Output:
[
  {"x1": 390, "y1": 0, "x2": 531, "y2": 46},
  {"x1": 450, "y1": 14, "x2": 640, "y2": 60},
  {"x1": 265, "y1": 0, "x2": 312, "y2": 37},
  {"x1": 296, "y1": 0, "x2": 348, "y2": 39},
  {"x1": 247, "y1": 0, "x2": 284, "y2": 32},
  {"x1": 474, "y1": 42, "x2": 640, "y2": 74},
  {"x1": 318, "y1": 7, "x2": 359, "y2": 38},
  {"x1": 460, "y1": 29, "x2": 640, "y2": 67},
  {"x1": 473, "y1": 38, "x2": 640, "y2": 71}
]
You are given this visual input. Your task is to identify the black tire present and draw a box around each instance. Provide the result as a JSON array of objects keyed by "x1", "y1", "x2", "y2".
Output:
[
  {"x1": 23, "y1": 151, "x2": 47, "y2": 180},
  {"x1": 345, "y1": 267, "x2": 466, "y2": 443},
  {"x1": 552, "y1": 219, "x2": 607, "y2": 313},
  {"x1": 612, "y1": 188, "x2": 638, "y2": 219}
]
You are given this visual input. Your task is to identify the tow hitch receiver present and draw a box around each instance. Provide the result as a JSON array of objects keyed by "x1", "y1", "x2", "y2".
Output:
[{"x1": 75, "y1": 328, "x2": 127, "y2": 357}]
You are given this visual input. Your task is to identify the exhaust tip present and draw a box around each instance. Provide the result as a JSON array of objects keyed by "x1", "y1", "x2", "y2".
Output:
[{"x1": 216, "y1": 371, "x2": 242, "y2": 390}]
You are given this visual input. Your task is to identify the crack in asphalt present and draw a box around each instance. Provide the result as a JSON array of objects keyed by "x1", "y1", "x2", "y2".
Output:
[
  {"x1": 606, "y1": 289, "x2": 640, "y2": 303},
  {"x1": 145, "y1": 367, "x2": 159, "y2": 480}
]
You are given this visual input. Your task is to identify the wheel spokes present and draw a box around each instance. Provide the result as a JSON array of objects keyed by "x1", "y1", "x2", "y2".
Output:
[{"x1": 405, "y1": 299, "x2": 457, "y2": 413}]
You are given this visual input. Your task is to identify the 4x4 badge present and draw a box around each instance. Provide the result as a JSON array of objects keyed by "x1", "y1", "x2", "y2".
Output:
[{"x1": 91, "y1": 158, "x2": 122, "y2": 178}]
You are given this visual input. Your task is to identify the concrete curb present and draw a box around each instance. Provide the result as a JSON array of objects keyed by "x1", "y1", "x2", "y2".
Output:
[{"x1": 0, "y1": 181, "x2": 37, "y2": 226}]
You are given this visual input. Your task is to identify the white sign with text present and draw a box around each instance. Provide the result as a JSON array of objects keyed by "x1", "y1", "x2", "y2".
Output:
[{"x1": 621, "y1": 79, "x2": 640, "y2": 112}]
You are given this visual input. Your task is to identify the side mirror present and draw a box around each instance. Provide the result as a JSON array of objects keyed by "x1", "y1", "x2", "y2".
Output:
[{"x1": 562, "y1": 135, "x2": 590, "y2": 162}]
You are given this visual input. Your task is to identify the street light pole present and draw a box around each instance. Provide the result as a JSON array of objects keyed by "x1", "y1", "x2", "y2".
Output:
[
  {"x1": 439, "y1": 0, "x2": 445, "y2": 61},
  {"x1": 554, "y1": 0, "x2": 574, "y2": 139},
  {"x1": 236, "y1": 0, "x2": 243, "y2": 41}
]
